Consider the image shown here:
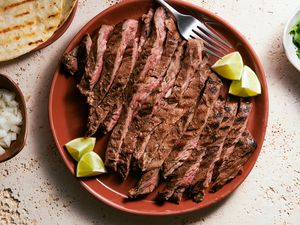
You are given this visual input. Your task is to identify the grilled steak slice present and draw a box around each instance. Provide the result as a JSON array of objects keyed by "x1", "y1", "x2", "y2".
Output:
[
  {"x1": 116, "y1": 17, "x2": 182, "y2": 180},
  {"x1": 78, "y1": 25, "x2": 114, "y2": 95},
  {"x1": 89, "y1": 37, "x2": 139, "y2": 135},
  {"x1": 105, "y1": 7, "x2": 167, "y2": 171},
  {"x1": 88, "y1": 19, "x2": 139, "y2": 106},
  {"x1": 128, "y1": 168, "x2": 160, "y2": 198},
  {"x1": 211, "y1": 98, "x2": 252, "y2": 181},
  {"x1": 62, "y1": 34, "x2": 92, "y2": 77},
  {"x1": 76, "y1": 34, "x2": 93, "y2": 77},
  {"x1": 162, "y1": 72, "x2": 223, "y2": 178},
  {"x1": 124, "y1": 7, "x2": 167, "y2": 104},
  {"x1": 96, "y1": 9, "x2": 155, "y2": 135},
  {"x1": 138, "y1": 8, "x2": 154, "y2": 54},
  {"x1": 62, "y1": 47, "x2": 78, "y2": 76},
  {"x1": 210, "y1": 130, "x2": 257, "y2": 193},
  {"x1": 138, "y1": 39, "x2": 204, "y2": 171},
  {"x1": 86, "y1": 19, "x2": 139, "y2": 136},
  {"x1": 190, "y1": 99, "x2": 238, "y2": 203},
  {"x1": 159, "y1": 98, "x2": 225, "y2": 201}
]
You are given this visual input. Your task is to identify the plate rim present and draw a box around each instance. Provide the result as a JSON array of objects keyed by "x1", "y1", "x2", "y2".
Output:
[{"x1": 49, "y1": 0, "x2": 269, "y2": 216}]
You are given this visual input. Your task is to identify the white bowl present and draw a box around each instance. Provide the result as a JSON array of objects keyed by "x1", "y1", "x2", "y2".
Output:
[{"x1": 283, "y1": 6, "x2": 300, "y2": 71}]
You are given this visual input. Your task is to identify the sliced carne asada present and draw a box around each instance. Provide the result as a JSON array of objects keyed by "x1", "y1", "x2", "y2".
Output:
[
  {"x1": 158, "y1": 97, "x2": 225, "y2": 201},
  {"x1": 89, "y1": 37, "x2": 139, "y2": 135},
  {"x1": 86, "y1": 19, "x2": 140, "y2": 136},
  {"x1": 211, "y1": 98, "x2": 252, "y2": 182},
  {"x1": 115, "y1": 16, "x2": 182, "y2": 180},
  {"x1": 124, "y1": 7, "x2": 167, "y2": 104},
  {"x1": 131, "y1": 41, "x2": 186, "y2": 166},
  {"x1": 128, "y1": 168, "x2": 160, "y2": 198},
  {"x1": 78, "y1": 25, "x2": 114, "y2": 96},
  {"x1": 88, "y1": 19, "x2": 139, "y2": 106},
  {"x1": 143, "y1": 66, "x2": 210, "y2": 172},
  {"x1": 62, "y1": 34, "x2": 92, "y2": 78},
  {"x1": 162, "y1": 72, "x2": 223, "y2": 178},
  {"x1": 138, "y1": 39, "x2": 204, "y2": 172},
  {"x1": 105, "y1": 7, "x2": 167, "y2": 171},
  {"x1": 97, "y1": 9, "x2": 155, "y2": 135},
  {"x1": 210, "y1": 130, "x2": 257, "y2": 193},
  {"x1": 190, "y1": 99, "x2": 238, "y2": 203},
  {"x1": 129, "y1": 40, "x2": 206, "y2": 198}
]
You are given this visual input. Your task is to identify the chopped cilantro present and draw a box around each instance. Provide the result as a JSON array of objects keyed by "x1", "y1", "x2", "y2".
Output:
[{"x1": 290, "y1": 20, "x2": 300, "y2": 59}]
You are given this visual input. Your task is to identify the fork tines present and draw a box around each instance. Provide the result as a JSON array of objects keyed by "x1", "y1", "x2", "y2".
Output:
[{"x1": 190, "y1": 22, "x2": 232, "y2": 58}]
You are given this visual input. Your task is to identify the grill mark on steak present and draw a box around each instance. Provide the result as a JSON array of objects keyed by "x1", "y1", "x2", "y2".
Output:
[
  {"x1": 158, "y1": 98, "x2": 225, "y2": 201},
  {"x1": 78, "y1": 25, "x2": 114, "y2": 96},
  {"x1": 189, "y1": 99, "x2": 238, "y2": 203},
  {"x1": 211, "y1": 98, "x2": 252, "y2": 182},
  {"x1": 138, "y1": 40, "x2": 204, "y2": 172},
  {"x1": 162, "y1": 72, "x2": 223, "y2": 178},
  {"x1": 115, "y1": 17, "x2": 182, "y2": 180},
  {"x1": 86, "y1": 20, "x2": 139, "y2": 136},
  {"x1": 128, "y1": 168, "x2": 160, "y2": 198},
  {"x1": 210, "y1": 130, "x2": 257, "y2": 193},
  {"x1": 105, "y1": 7, "x2": 167, "y2": 171}
]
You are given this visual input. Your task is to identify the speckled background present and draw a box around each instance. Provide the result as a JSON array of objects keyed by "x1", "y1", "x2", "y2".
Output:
[{"x1": 0, "y1": 0, "x2": 300, "y2": 224}]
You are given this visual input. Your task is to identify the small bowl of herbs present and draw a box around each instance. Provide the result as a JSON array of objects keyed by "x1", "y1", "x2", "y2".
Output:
[{"x1": 283, "y1": 6, "x2": 300, "y2": 71}]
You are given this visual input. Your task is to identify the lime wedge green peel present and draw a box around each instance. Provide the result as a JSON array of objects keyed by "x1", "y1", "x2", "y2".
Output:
[
  {"x1": 229, "y1": 66, "x2": 261, "y2": 97},
  {"x1": 65, "y1": 137, "x2": 96, "y2": 161},
  {"x1": 76, "y1": 151, "x2": 106, "y2": 178},
  {"x1": 211, "y1": 51, "x2": 244, "y2": 80}
]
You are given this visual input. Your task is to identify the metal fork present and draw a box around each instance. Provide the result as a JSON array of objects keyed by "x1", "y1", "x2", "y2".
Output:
[{"x1": 156, "y1": 0, "x2": 232, "y2": 58}]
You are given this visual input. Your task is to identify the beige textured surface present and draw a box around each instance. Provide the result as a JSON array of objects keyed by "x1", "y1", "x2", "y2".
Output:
[{"x1": 0, "y1": 0, "x2": 300, "y2": 224}]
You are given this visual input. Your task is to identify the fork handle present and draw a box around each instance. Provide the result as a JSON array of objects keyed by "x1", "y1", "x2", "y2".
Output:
[{"x1": 155, "y1": 0, "x2": 181, "y2": 19}]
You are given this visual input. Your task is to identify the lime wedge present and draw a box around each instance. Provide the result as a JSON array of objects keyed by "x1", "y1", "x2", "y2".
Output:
[
  {"x1": 229, "y1": 65, "x2": 262, "y2": 97},
  {"x1": 65, "y1": 137, "x2": 96, "y2": 161},
  {"x1": 211, "y1": 52, "x2": 244, "y2": 80},
  {"x1": 76, "y1": 151, "x2": 106, "y2": 178}
]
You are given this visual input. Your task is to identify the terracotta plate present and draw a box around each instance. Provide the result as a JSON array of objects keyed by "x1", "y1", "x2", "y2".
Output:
[{"x1": 49, "y1": 0, "x2": 269, "y2": 216}]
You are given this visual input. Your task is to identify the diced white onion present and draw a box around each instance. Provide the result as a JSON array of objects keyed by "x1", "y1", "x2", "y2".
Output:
[
  {"x1": 10, "y1": 132, "x2": 17, "y2": 141},
  {"x1": 10, "y1": 125, "x2": 21, "y2": 134},
  {"x1": 0, "y1": 129, "x2": 7, "y2": 138},
  {"x1": 0, "y1": 89, "x2": 23, "y2": 150}
]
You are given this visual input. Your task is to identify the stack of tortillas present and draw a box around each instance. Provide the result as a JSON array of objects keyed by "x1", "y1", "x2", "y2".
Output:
[{"x1": 0, "y1": 0, "x2": 77, "y2": 62}]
